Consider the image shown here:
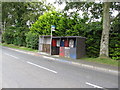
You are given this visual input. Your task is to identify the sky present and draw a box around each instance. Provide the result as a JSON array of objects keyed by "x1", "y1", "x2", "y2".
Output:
[
  {"x1": 45, "y1": 0, "x2": 66, "y2": 11},
  {"x1": 42, "y1": 0, "x2": 119, "y2": 18}
]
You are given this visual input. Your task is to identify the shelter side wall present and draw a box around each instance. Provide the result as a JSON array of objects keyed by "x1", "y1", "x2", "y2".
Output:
[{"x1": 76, "y1": 38, "x2": 86, "y2": 58}]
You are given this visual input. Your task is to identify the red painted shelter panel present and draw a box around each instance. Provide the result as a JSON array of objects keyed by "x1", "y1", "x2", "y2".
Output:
[{"x1": 52, "y1": 39, "x2": 57, "y2": 47}]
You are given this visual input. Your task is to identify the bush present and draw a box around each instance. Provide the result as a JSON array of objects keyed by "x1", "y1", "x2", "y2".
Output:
[
  {"x1": 83, "y1": 22, "x2": 102, "y2": 58},
  {"x1": 12, "y1": 27, "x2": 27, "y2": 46},
  {"x1": 109, "y1": 32, "x2": 120, "y2": 60},
  {"x1": 2, "y1": 26, "x2": 27, "y2": 46},
  {"x1": 26, "y1": 32, "x2": 39, "y2": 49},
  {"x1": 2, "y1": 28, "x2": 14, "y2": 44}
]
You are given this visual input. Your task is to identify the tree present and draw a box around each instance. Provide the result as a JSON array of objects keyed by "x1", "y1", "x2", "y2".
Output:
[
  {"x1": 100, "y1": 2, "x2": 120, "y2": 58},
  {"x1": 2, "y1": 2, "x2": 52, "y2": 29},
  {"x1": 2, "y1": 2, "x2": 53, "y2": 46},
  {"x1": 99, "y1": 2, "x2": 110, "y2": 58},
  {"x1": 30, "y1": 11, "x2": 67, "y2": 36},
  {"x1": 30, "y1": 11, "x2": 88, "y2": 36}
]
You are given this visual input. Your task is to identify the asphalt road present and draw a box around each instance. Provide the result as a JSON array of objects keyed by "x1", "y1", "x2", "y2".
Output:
[{"x1": 1, "y1": 46, "x2": 119, "y2": 88}]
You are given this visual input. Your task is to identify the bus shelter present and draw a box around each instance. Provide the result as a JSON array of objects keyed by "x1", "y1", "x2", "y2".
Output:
[{"x1": 39, "y1": 35, "x2": 86, "y2": 59}]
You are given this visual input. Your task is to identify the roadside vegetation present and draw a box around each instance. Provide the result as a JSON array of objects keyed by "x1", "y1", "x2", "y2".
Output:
[
  {"x1": 1, "y1": 1, "x2": 120, "y2": 65},
  {"x1": 82, "y1": 58, "x2": 119, "y2": 67},
  {"x1": 1, "y1": 43, "x2": 38, "y2": 52}
]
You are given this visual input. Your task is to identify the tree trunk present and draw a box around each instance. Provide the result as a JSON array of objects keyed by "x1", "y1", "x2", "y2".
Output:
[{"x1": 99, "y1": 2, "x2": 111, "y2": 58}]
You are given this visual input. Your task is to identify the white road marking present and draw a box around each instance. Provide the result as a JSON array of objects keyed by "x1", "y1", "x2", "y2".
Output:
[
  {"x1": 86, "y1": 82, "x2": 103, "y2": 88},
  {"x1": 27, "y1": 61, "x2": 57, "y2": 74},
  {"x1": 4, "y1": 53, "x2": 19, "y2": 59},
  {"x1": 42, "y1": 56, "x2": 55, "y2": 60}
]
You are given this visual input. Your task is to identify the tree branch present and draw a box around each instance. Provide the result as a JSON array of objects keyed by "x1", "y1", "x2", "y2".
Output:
[{"x1": 110, "y1": 12, "x2": 120, "y2": 22}]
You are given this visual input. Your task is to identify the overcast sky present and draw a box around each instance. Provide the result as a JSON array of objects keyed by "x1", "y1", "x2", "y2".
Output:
[
  {"x1": 45, "y1": 0, "x2": 66, "y2": 11},
  {"x1": 45, "y1": 0, "x2": 119, "y2": 17}
]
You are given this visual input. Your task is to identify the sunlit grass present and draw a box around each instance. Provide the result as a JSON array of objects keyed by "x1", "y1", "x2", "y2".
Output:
[
  {"x1": 1, "y1": 43, "x2": 38, "y2": 52},
  {"x1": 82, "y1": 57, "x2": 119, "y2": 66}
]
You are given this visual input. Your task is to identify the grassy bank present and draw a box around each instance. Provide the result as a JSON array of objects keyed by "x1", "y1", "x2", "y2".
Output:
[
  {"x1": 1, "y1": 43, "x2": 119, "y2": 67},
  {"x1": 82, "y1": 58, "x2": 119, "y2": 67},
  {"x1": 0, "y1": 43, "x2": 38, "y2": 52}
]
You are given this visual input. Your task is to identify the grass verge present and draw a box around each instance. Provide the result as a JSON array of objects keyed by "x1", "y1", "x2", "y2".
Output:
[
  {"x1": 82, "y1": 57, "x2": 119, "y2": 67},
  {"x1": 0, "y1": 43, "x2": 38, "y2": 52}
]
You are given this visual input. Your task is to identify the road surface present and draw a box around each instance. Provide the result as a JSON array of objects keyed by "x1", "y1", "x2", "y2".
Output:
[{"x1": 1, "y1": 46, "x2": 118, "y2": 88}]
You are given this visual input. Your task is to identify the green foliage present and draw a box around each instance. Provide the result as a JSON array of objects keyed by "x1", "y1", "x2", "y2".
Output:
[
  {"x1": 109, "y1": 36, "x2": 120, "y2": 60},
  {"x1": 2, "y1": 26, "x2": 26, "y2": 46},
  {"x1": 30, "y1": 11, "x2": 88, "y2": 36},
  {"x1": 2, "y1": 29, "x2": 14, "y2": 44},
  {"x1": 84, "y1": 22, "x2": 102, "y2": 58},
  {"x1": 26, "y1": 32, "x2": 39, "y2": 49},
  {"x1": 2, "y1": 2, "x2": 53, "y2": 48},
  {"x1": 2, "y1": 2, "x2": 52, "y2": 28},
  {"x1": 109, "y1": 16, "x2": 120, "y2": 60},
  {"x1": 30, "y1": 11, "x2": 67, "y2": 36},
  {"x1": 2, "y1": 26, "x2": 17, "y2": 44},
  {"x1": 13, "y1": 27, "x2": 27, "y2": 46}
]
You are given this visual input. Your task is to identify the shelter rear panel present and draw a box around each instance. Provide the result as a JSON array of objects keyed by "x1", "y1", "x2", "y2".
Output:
[{"x1": 51, "y1": 46, "x2": 59, "y2": 55}]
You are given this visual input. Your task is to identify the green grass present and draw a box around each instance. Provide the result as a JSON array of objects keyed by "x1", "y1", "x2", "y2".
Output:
[
  {"x1": 0, "y1": 43, "x2": 38, "y2": 52},
  {"x1": 82, "y1": 57, "x2": 119, "y2": 67}
]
